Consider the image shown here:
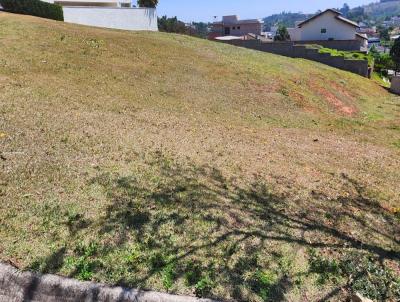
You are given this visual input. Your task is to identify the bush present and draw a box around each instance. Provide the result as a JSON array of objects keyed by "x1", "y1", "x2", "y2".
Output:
[
  {"x1": 274, "y1": 25, "x2": 291, "y2": 41},
  {"x1": 0, "y1": 0, "x2": 63, "y2": 21},
  {"x1": 317, "y1": 47, "x2": 373, "y2": 67},
  {"x1": 137, "y1": 0, "x2": 158, "y2": 8}
]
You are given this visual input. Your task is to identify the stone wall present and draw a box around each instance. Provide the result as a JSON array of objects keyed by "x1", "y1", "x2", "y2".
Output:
[
  {"x1": 221, "y1": 40, "x2": 371, "y2": 78},
  {"x1": 0, "y1": 262, "x2": 216, "y2": 302}
]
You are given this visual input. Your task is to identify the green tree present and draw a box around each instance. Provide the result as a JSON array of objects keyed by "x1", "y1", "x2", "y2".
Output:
[
  {"x1": 158, "y1": 16, "x2": 187, "y2": 34},
  {"x1": 274, "y1": 25, "x2": 290, "y2": 41},
  {"x1": 137, "y1": 0, "x2": 158, "y2": 8},
  {"x1": 379, "y1": 27, "x2": 391, "y2": 41},
  {"x1": 340, "y1": 3, "x2": 350, "y2": 17},
  {"x1": 346, "y1": 6, "x2": 365, "y2": 22},
  {"x1": 371, "y1": 46, "x2": 394, "y2": 76},
  {"x1": 390, "y1": 38, "x2": 400, "y2": 73}
]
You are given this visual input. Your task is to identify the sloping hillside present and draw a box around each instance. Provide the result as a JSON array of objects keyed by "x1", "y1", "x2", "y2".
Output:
[
  {"x1": 0, "y1": 13, "x2": 399, "y2": 302},
  {"x1": 362, "y1": 0, "x2": 400, "y2": 19},
  {"x1": 345, "y1": 0, "x2": 400, "y2": 22}
]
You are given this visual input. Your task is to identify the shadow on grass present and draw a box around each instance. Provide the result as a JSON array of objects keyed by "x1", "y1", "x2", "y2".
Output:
[{"x1": 29, "y1": 153, "x2": 400, "y2": 301}]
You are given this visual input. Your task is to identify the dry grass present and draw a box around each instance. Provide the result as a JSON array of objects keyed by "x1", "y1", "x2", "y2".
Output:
[{"x1": 0, "y1": 13, "x2": 399, "y2": 301}]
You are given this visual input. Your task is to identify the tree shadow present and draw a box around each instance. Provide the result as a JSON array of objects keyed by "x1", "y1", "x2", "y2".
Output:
[{"x1": 29, "y1": 154, "x2": 400, "y2": 301}]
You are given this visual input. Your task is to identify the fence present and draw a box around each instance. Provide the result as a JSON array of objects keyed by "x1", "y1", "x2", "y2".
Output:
[{"x1": 222, "y1": 40, "x2": 372, "y2": 78}]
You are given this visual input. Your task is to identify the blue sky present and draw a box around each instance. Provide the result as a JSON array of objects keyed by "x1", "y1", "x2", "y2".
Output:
[{"x1": 157, "y1": 0, "x2": 372, "y2": 22}]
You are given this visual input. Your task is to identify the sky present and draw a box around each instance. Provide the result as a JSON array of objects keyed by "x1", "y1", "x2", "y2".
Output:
[{"x1": 157, "y1": 0, "x2": 373, "y2": 23}]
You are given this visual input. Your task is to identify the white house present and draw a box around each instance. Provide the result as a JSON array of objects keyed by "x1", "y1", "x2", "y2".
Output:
[
  {"x1": 42, "y1": 0, "x2": 158, "y2": 31},
  {"x1": 288, "y1": 9, "x2": 367, "y2": 49}
]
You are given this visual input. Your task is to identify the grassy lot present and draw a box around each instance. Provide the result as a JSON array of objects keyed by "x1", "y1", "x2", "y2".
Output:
[{"x1": 0, "y1": 13, "x2": 399, "y2": 301}]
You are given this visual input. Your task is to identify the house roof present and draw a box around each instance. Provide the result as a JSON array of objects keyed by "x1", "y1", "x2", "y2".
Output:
[
  {"x1": 356, "y1": 33, "x2": 368, "y2": 40},
  {"x1": 297, "y1": 9, "x2": 359, "y2": 28}
]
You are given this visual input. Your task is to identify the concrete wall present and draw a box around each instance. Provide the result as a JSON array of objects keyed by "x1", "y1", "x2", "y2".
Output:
[
  {"x1": 43, "y1": 0, "x2": 121, "y2": 6},
  {"x1": 221, "y1": 40, "x2": 371, "y2": 78},
  {"x1": 390, "y1": 76, "x2": 400, "y2": 94},
  {"x1": 0, "y1": 263, "x2": 216, "y2": 302},
  {"x1": 62, "y1": 7, "x2": 158, "y2": 31},
  {"x1": 295, "y1": 40, "x2": 362, "y2": 51},
  {"x1": 299, "y1": 10, "x2": 356, "y2": 41}
]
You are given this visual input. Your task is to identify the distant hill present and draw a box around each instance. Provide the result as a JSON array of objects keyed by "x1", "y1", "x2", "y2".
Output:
[
  {"x1": 347, "y1": 0, "x2": 400, "y2": 22},
  {"x1": 263, "y1": 0, "x2": 400, "y2": 29},
  {"x1": 263, "y1": 12, "x2": 311, "y2": 31}
]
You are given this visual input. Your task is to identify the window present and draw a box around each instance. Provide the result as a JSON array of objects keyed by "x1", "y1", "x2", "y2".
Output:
[
  {"x1": 232, "y1": 27, "x2": 236, "y2": 30},
  {"x1": 321, "y1": 28, "x2": 327, "y2": 34},
  {"x1": 237, "y1": 26, "x2": 241, "y2": 30}
]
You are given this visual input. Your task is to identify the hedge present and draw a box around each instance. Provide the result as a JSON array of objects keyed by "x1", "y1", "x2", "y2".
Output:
[{"x1": 0, "y1": 0, "x2": 63, "y2": 21}]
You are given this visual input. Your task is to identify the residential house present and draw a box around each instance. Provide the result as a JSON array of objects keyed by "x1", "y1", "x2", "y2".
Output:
[
  {"x1": 383, "y1": 16, "x2": 400, "y2": 28},
  {"x1": 287, "y1": 9, "x2": 368, "y2": 50},
  {"x1": 358, "y1": 23, "x2": 377, "y2": 36},
  {"x1": 42, "y1": 0, "x2": 158, "y2": 31},
  {"x1": 210, "y1": 15, "x2": 263, "y2": 39}
]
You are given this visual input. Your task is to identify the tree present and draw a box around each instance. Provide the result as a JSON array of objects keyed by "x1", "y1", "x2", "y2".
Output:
[
  {"x1": 137, "y1": 0, "x2": 158, "y2": 8},
  {"x1": 274, "y1": 25, "x2": 290, "y2": 41},
  {"x1": 390, "y1": 37, "x2": 400, "y2": 73},
  {"x1": 191, "y1": 22, "x2": 209, "y2": 38},
  {"x1": 379, "y1": 27, "x2": 391, "y2": 41},
  {"x1": 346, "y1": 6, "x2": 365, "y2": 22},
  {"x1": 158, "y1": 16, "x2": 187, "y2": 34},
  {"x1": 371, "y1": 45, "x2": 394, "y2": 75},
  {"x1": 340, "y1": 3, "x2": 350, "y2": 17}
]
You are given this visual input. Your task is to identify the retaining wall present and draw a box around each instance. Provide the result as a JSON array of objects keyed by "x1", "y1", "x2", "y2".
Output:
[
  {"x1": 390, "y1": 76, "x2": 400, "y2": 94},
  {"x1": 294, "y1": 40, "x2": 362, "y2": 51},
  {"x1": 222, "y1": 40, "x2": 371, "y2": 78},
  {"x1": 63, "y1": 7, "x2": 158, "y2": 31},
  {"x1": 0, "y1": 262, "x2": 216, "y2": 302}
]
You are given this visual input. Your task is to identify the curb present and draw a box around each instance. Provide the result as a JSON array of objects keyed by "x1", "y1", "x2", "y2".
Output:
[{"x1": 0, "y1": 262, "x2": 218, "y2": 302}]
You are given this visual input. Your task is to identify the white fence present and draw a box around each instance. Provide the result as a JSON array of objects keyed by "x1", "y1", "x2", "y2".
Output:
[{"x1": 63, "y1": 7, "x2": 158, "y2": 31}]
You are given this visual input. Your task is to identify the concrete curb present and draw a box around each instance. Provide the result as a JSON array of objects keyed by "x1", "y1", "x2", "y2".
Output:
[{"x1": 0, "y1": 262, "x2": 218, "y2": 302}]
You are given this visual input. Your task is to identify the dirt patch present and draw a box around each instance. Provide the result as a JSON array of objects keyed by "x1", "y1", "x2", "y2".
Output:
[{"x1": 309, "y1": 81, "x2": 358, "y2": 116}]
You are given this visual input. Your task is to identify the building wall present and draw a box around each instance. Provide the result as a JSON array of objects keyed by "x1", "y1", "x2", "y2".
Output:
[
  {"x1": 288, "y1": 27, "x2": 301, "y2": 41},
  {"x1": 42, "y1": 0, "x2": 133, "y2": 7},
  {"x1": 390, "y1": 76, "x2": 400, "y2": 95},
  {"x1": 211, "y1": 23, "x2": 262, "y2": 36},
  {"x1": 231, "y1": 23, "x2": 262, "y2": 36},
  {"x1": 62, "y1": 7, "x2": 158, "y2": 31},
  {"x1": 299, "y1": 11, "x2": 356, "y2": 41}
]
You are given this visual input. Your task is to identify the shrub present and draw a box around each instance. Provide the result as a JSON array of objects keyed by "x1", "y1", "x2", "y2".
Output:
[
  {"x1": 137, "y1": 0, "x2": 158, "y2": 8},
  {"x1": 308, "y1": 250, "x2": 400, "y2": 301},
  {"x1": 317, "y1": 47, "x2": 374, "y2": 67},
  {"x1": 274, "y1": 25, "x2": 291, "y2": 41},
  {"x1": 0, "y1": 0, "x2": 63, "y2": 21}
]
